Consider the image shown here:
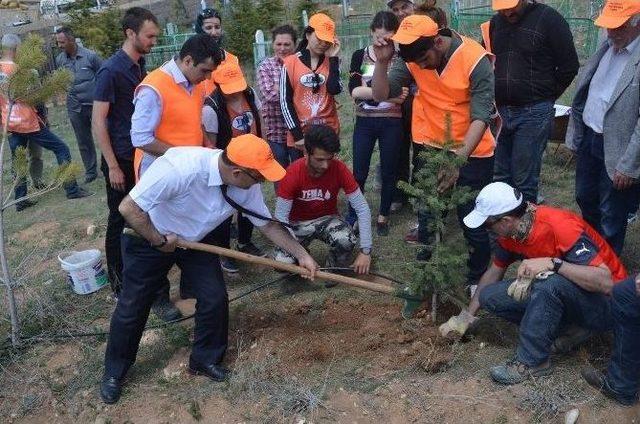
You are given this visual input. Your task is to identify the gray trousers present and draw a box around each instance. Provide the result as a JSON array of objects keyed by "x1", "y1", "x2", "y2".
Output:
[{"x1": 68, "y1": 105, "x2": 97, "y2": 180}]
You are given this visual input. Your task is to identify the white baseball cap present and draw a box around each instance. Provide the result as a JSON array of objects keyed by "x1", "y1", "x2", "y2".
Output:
[{"x1": 463, "y1": 182, "x2": 524, "y2": 229}]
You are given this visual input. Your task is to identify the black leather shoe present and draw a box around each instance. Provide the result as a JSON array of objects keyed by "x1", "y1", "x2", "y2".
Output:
[
  {"x1": 188, "y1": 362, "x2": 230, "y2": 382},
  {"x1": 16, "y1": 199, "x2": 37, "y2": 212},
  {"x1": 100, "y1": 376, "x2": 123, "y2": 404},
  {"x1": 581, "y1": 367, "x2": 637, "y2": 406},
  {"x1": 151, "y1": 296, "x2": 183, "y2": 322}
]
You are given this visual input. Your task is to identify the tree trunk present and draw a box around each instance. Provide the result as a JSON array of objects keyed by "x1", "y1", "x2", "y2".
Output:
[{"x1": 0, "y1": 101, "x2": 21, "y2": 347}]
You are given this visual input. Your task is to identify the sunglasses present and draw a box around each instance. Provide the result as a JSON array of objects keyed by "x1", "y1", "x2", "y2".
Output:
[
  {"x1": 238, "y1": 113, "x2": 252, "y2": 133},
  {"x1": 311, "y1": 71, "x2": 322, "y2": 94},
  {"x1": 200, "y1": 8, "x2": 221, "y2": 19}
]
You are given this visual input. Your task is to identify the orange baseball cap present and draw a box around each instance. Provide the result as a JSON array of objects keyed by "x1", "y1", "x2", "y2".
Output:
[
  {"x1": 212, "y1": 60, "x2": 247, "y2": 94},
  {"x1": 308, "y1": 13, "x2": 336, "y2": 43},
  {"x1": 391, "y1": 15, "x2": 439, "y2": 44},
  {"x1": 492, "y1": 0, "x2": 519, "y2": 10},
  {"x1": 595, "y1": 0, "x2": 640, "y2": 28},
  {"x1": 226, "y1": 134, "x2": 286, "y2": 182}
]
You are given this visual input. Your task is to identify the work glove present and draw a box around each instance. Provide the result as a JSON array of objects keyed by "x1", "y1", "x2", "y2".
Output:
[
  {"x1": 439, "y1": 310, "x2": 477, "y2": 341},
  {"x1": 507, "y1": 271, "x2": 555, "y2": 302}
]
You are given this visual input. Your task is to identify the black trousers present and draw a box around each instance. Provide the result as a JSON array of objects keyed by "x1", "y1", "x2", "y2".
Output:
[
  {"x1": 101, "y1": 155, "x2": 136, "y2": 292},
  {"x1": 104, "y1": 231, "x2": 228, "y2": 379}
]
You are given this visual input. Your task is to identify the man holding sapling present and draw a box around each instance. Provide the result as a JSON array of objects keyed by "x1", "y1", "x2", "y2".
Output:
[
  {"x1": 371, "y1": 14, "x2": 495, "y2": 285},
  {"x1": 440, "y1": 182, "x2": 628, "y2": 385}
]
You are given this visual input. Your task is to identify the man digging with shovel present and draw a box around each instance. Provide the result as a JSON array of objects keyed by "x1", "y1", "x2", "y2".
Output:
[
  {"x1": 100, "y1": 134, "x2": 318, "y2": 404},
  {"x1": 439, "y1": 182, "x2": 628, "y2": 385}
]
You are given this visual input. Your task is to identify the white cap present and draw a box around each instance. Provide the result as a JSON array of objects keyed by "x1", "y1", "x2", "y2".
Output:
[
  {"x1": 463, "y1": 182, "x2": 524, "y2": 229},
  {"x1": 387, "y1": 0, "x2": 415, "y2": 7}
]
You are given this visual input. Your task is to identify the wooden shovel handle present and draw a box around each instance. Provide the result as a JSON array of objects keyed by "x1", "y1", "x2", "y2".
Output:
[{"x1": 178, "y1": 239, "x2": 395, "y2": 295}]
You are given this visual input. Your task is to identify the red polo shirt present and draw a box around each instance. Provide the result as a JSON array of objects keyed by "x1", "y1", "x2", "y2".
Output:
[{"x1": 494, "y1": 206, "x2": 627, "y2": 282}]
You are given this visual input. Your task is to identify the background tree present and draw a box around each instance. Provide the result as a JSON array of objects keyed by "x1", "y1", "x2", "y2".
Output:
[
  {"x1": 67, "y1": 4, "x2": 124, "y2": 58},
  {"x1": 399, "y1": 115, "x2": 475, "y2": 321},
  {"x1": 0, "y1": 34, "x2": 76, "y2": 347}
]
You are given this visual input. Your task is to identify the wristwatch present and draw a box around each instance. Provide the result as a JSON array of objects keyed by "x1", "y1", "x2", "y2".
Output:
[
  {"x1": 552, "y1": 258, "x2": 563, "y2": 273},
  {"x1": 151, "y1": 235, "x2": 168, "y2": 249},
  {"x1": 360, "y1": 247, "x2": 371, "y2": 255}
]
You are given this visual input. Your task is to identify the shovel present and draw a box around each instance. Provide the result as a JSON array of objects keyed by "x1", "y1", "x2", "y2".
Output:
[{"x1": 176, "y1": 238, "x2": 424, "y2": 318}]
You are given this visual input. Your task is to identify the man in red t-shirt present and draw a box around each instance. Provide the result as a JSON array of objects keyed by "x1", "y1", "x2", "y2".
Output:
[
  {"x1": 439, "y1": 182, "x2": 627, "y2": 385},
  {"x1": 274, "y1": 124, "x2": 373, "y2": 274}
]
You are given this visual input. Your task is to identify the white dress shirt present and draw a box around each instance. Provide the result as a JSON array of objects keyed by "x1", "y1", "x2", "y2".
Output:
[
  {"x1": 130, "y1": 59, "x2": 196, "y2": 175},
  {"x1": 583, "y1": 36, "x2": 640, "y2": 134},
  {"x1": 129, "y1": 147, "x2": 270, "y2": 242}
]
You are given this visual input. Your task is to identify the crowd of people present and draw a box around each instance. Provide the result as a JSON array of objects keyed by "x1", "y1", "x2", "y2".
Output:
[{"x1": 1, "y1": 0, "x2": 639, "y2": 409}]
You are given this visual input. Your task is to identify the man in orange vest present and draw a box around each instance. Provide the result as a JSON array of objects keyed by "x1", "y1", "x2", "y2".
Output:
[
  {"x1": 130, "y1": 33, "x2": 222, "y2": 177},
  {"x1": 371, "y1": 15, "x2": 495, "y2": 284},
  {"x1": 129, "y1": 33, "x2": 222, "y2": 320},
  {"x1": 1, "y1": 35, "x2": 92, "y2": 211}
]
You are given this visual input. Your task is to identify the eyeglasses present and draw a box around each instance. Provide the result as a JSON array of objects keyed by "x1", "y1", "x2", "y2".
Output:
[
  {"x1": 239, "y1": 168, "x2": 265, "y2": 184},
  {"x1": 310, "y1": 71, "x2": 322, "y2": 94},
  {"x1": 238, "y1": 113, "x2": 252, "y2": 134}
]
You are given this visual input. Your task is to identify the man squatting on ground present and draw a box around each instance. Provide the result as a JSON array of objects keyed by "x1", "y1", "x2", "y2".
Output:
[
  {"x1": 440, "y1": 182, "x2": 640, "y2": 404},
  {"x1": 274, "y1": 124, "x2": 373, "y2": 275},
  {"x1": 100, "y1": 135, "x2": 319, "y2": 404}
]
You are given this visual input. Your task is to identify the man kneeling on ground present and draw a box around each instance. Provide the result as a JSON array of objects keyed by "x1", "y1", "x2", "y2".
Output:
[
  {"x1": 274, "y1": 124, "x2": 373, "y2": 274},
  {"x1": 100, "y1": 135, "x2": 318, "y2": 404},
  {"x1": 439, "y1": 182, "x2": 628, "y2": 385}
]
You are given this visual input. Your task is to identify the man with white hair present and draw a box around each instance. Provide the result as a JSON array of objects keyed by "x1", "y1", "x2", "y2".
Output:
[
  {"x1": 0, "y1": 34, "x2": 45, "y2": 195},
  {"x1": 439, "y1": 182, "x2": 628, "y2": 385},
  {"x1": 569, "y1": 0, "x2": 640, "y2": 255}
]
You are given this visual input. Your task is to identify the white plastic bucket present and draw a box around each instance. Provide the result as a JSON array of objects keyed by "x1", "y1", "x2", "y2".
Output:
[{"x1": 57, "y1": 249, "x2": 108, "y2": 295}]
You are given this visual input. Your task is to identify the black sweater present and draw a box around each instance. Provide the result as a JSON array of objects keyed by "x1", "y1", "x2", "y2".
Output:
[{"x1": 489, "y1": 2, "x2": 579, "y2": 106}]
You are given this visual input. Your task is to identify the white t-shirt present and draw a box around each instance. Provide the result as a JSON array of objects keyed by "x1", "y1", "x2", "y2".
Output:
[{"x1": 129, "y1": 147, "x2": 270, "y2": 242}]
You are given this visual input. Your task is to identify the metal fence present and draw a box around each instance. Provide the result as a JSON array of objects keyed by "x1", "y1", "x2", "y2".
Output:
[{"x1": 450, "y1": 0, "x2": 605, "y2": 63}]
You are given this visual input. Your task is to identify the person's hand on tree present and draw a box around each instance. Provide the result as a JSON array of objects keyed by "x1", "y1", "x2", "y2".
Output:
[
  {"x1": 517, "y1": 258, "x2": 553, "y2": 280},
  {"x1": 352, "y1": 252, "x2": 371, "y2": 275},
  {"x1": 372, "y1": 35, "x2": 395, "y2": 64},
  {"x1": 297, "y1": 253, "x2": 319, "y2": 281},
  {"x1": 327, "y1": 38, "x2": 341, "y2": 57},
  {"x1": 612, "y1": 170, "x2": 636, "y2": 191},
  {"x1": 109, "y1": 164, "x2": 126, "y2": 192},
  {"x1": 438, "y1": 310, "x2": 477, "y2": 340}
]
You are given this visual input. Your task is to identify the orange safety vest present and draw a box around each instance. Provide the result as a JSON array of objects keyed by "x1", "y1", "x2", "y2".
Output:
[
  {"x1": 282, "y1": 52, "x2": 340, "y2": 147},
  {"x1": 407, "y1": 35, "x2": 495, "y2": 158},
  {"x1": 479, "y1": 21, "x2": 496, "y2": 66},
  {"x1": 133, "y1": 67, "x2": 206, "y2": 179},
  {"x1": 201, "y1": 50, "x2": 239, "y2": 95},
  {"x1": 0, "y1": 61, "x2": 41, "y2": 134}
]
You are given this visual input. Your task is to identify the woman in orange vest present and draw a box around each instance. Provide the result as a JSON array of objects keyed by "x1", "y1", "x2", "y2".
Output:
[{"x1": 280, "y1": 13, "x2": 341, "y2": 148}]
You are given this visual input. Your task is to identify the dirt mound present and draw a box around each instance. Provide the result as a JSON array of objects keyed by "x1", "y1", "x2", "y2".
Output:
[{"x1": 233, "y1": 295, "x2": 453, "y2": 375}]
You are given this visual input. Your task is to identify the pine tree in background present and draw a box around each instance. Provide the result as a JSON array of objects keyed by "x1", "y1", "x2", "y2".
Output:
[
  {"x1": 67, "y1": 5, "x2": 123, "y2": 58},
  {"x1": 399, "y1": 115, "x2": 476, "y2": 321},
  {"x1": 0, "y1": 34, "x2": 76, "y2": 347}
]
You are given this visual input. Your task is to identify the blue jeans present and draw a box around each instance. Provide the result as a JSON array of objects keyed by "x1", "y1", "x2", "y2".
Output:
[
  {"x1": 104, "y1": 231, "x2": 228, "y2": 379},
  {"x1": 416, "y1": 147, "x2": 494, "y2": 282},
  {"x1": 494, "y1": 100, "x2": 554, "y2": 203},
  {"x1": 9, "y1": 127, "x2": 82, "y2": 199},
  {"x1": 479, "y1": 274, "x2": 613, "y2": 367},
  {"x1": 348, "y1": 116, "x2": 402, "y2": 219},
  {"x1": 608, "y1": 277, "x2": 640, "y2": 399},
  {"x1": 269, "y1": 141, "x2": 302, "y2": 169},
  {"x1": 575, "y1": 126, "x2": 640, "y2": 255}
]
